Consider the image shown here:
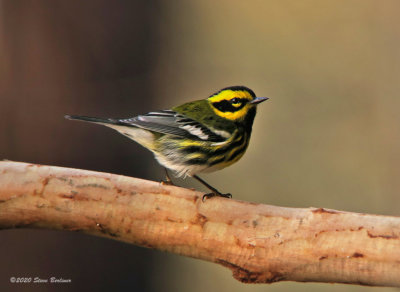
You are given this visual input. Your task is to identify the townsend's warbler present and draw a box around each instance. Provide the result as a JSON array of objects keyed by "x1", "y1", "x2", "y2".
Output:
[{"x1": 65, "y1": 86, "x2": 268, "y2": 200}]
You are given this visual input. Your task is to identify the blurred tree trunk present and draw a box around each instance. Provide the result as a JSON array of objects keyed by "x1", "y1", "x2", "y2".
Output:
[{"x1": 0, "y1": 1, "x2": 160, "y2": 291}]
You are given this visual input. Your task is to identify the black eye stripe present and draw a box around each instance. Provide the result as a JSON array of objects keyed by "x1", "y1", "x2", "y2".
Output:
[
  {"x1": 231, "y1": 98, "x2": 248, "y2": 104},
  {"x1": 212, "y1": 98, "x2": 248, "y2": 112}
]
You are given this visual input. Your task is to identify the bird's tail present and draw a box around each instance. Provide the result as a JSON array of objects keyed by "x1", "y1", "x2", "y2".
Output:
[
  {"x1": 64, "y1": 115, "x2": 118, "y2": 125},
  {"x1": 65, "y1": 114, "x2": 156, "y2": 151}
]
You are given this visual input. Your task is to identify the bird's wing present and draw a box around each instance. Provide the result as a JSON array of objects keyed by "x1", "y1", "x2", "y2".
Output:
[{"x1": 116, "y1": 110, "x2": 227, "y2": 142}]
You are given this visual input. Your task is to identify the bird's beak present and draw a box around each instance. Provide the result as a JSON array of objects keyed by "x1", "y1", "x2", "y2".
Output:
[{"x1": 250, "y1": 97, "x2": 269, "y2": 104}]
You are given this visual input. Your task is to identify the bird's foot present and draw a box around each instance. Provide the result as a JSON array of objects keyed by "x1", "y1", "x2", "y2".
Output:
[
  {"x1": 202, "y1": 192, "x2": 232, "y2": 202},
  {"x1": 161, "y1": 168, "x2": 175, "y2": 185},
  {"x1": 161, "y1": 179, "x2": 174, "y2": 186}
]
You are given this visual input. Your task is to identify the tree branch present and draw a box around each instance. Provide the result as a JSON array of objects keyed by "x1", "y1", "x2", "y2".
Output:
[{"x1": 0, "y1": 161, "x2": 399, "y2": 287}]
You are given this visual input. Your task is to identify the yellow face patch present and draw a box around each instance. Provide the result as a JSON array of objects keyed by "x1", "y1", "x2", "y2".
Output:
[
  {"x1": 208, "y1": 89, "x2": 254, "y2": 121},
  {"x1": 212, "y1": 105, "x2": 251, "y2": 120},
  {"x1": 231, "y1": 101, "x2": 242, "y2": 108},
  {"x1": 208, "y1": 89, "x2": 253, "y2": 103}
]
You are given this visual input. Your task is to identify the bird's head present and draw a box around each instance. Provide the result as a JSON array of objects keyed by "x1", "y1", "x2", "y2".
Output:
[{"x1": 207, "y1": 86, "x2": 268, "y2": 122}]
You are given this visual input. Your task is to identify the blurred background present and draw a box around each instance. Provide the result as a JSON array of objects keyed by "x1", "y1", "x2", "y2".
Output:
[{"x1": 0, "y1": 0, "x2": 399, "y2": 291}]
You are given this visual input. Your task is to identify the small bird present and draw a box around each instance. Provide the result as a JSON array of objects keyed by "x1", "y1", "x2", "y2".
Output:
[{"x1": 65, "y1": 86, "x2": 268, "y2": 200}]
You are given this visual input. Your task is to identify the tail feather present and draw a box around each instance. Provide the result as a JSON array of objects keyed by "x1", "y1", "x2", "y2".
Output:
[
  {"x1": 65, "y1": 114, "x2": 155, "y2": 150},
  {"x1": 64, "y1": 115, "x2": 117, "y2": 125}
]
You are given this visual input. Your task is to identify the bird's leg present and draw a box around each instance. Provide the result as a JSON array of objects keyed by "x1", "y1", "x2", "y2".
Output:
[
  {"x1": 192, "y1": 174, "x2": 232, "y2": 201},
  {"x1": 161, "y1": 168, "x2": 175, "y2": 186}
]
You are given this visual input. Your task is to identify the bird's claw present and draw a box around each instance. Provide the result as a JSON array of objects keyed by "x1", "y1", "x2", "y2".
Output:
[
  {"x1": 161, "y1": 180, "x2": 174, "y2": 186},
  {"x1": 202, "y1": 192, "x2": 232, "y2": 202}
]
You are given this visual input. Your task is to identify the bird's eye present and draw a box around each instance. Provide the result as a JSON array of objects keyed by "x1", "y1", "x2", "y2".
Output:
[{"x1": 231, "y1": 98, "x2": 240, "y2": 104}]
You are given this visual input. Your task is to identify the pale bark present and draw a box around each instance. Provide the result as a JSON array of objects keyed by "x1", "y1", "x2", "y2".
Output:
[{"x1": 0, "y1": 161, "x2": 399, "y2": 286}]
